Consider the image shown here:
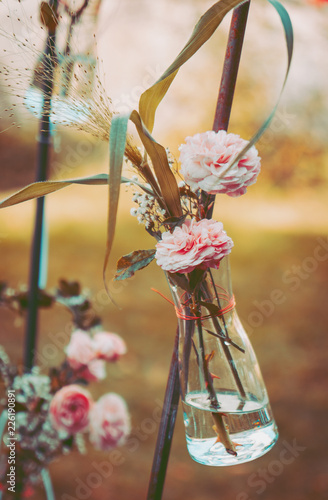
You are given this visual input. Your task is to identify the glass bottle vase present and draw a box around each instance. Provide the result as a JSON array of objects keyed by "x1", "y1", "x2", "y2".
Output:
[{"x1": 168, "y1": 257, "x2": 278, "y2": 466}]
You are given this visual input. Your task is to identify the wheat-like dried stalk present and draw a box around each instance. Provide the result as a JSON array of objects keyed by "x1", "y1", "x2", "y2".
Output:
[{"x1": 0, "y1": 0, "x2": 143, "y2": 168}]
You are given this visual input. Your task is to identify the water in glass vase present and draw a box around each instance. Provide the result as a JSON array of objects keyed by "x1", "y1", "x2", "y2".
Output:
[{"x1": 182, "y1": 391, "x2": 278, "y2": 466}]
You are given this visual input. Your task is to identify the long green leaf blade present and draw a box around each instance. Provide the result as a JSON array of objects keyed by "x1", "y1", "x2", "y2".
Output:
[
  {"x1": 103, "y1": 114, "x2": 130, "y2": 288},
  {"x1": 218, "y1": 0, "x2": 294, "y2": 178},
  {"x1": 104, "y1": 109, "x2": 182, "y2": 289},
  {"x1": 139, "y1": 0, "x2": 242, "y2": 132},
  {"x1": 0, "y1": 174, "x2": 110, "y2": 209}
]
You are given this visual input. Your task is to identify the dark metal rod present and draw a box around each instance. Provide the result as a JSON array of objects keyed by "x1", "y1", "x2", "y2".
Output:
[
  {"x1": 146, "y1": 327, "x2": 180, "y2": 500},
  {"x1": 213, "y1": 1, "x2": 250, "y2": 132},
  {"x1": 24, "y1": 1, "x2": 58, "y2": 371},
  {"x1": 147, "y1": 3, "x2": 250, "y2": 498},
  {"x1": 207, "y1": 1, "x2": 250, "y2": 219}
]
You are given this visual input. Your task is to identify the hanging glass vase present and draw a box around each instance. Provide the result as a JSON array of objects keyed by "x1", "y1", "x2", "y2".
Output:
[{"x1": 168, "y1": 256, "x2": 278, "y2": 466}]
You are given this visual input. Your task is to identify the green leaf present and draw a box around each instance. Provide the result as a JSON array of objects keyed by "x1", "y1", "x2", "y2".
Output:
[
  {"x1": 0, "y1": 174, "x2": 110, "y2": 209},
  {"x1": 167, "y1": 272, "x2": 191, "y2": 293},
  {"x1": 138, "y1": 0, "x2": 293, "y2": 181},
  {"x1": 139, "y1": 0, "x2": 243, "y2": 132},
  {"x1": 189, "y1": 268, "x2": 207, "y2": 292},
  {"x1": 121, "y1": 176, "x2": 154, "y2": 196},
  {"x1": 163, "y1": 214, "x2": 187, "y2": 228},
  {"x1": 103, "y1": 114, "x2": 130, "y2": 290},
  {"x1": 215, "y1": 0, "x2": 294, "y2": 179},
  {"x1": 0, "y1": 174, "x2": 154, "y2": 210},
  {"x1": 200, "y1": 301, "x2": 221, "y2": 316},
  {"x1": 105, "y1": 111, "x2": 182, "y2": 288},
  {"x1": 114, "y1": 249, "x2": 156, "y2": 281}
]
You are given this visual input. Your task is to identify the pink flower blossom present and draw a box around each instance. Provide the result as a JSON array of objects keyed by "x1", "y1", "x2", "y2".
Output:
[
  {"x1": 65, "y1": 330, "x2": 95, "y2": 371},
  {"x1": 89, "y1": 393, "x2": 130, "y2": 451},
  {"x1": 78, "y1": 359, "x2": 107, "y2": 382},
  {"x1": 94, "y1": 332, "x2": 127, "y2": 362},
  {"x1": 65, "y1": 329, "x2": 126, "y2": 381},
  {"x1": 155, "y1": 218, "x2": 233, "y2": 274},
  {"x1": 49, "y1": 385, "x2": 93, "y2": 434},
  {"x1": 179, "y1": 130, "x2": 261, "y2": 197}
]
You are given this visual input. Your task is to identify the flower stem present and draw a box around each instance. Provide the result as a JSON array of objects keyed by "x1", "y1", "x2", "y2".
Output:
[
  {"x1": 200, "y1": 279, "x2": 247, "y2": 401},
  {"x1": 196, "y1": 317, "x2": 220, "y2": 410},
  {"x1": 195, "y1": 310, "x2": 239, "y2": 456},
  {"x1": 211, "y1": 314, "x2": 247, "y2": 400},
  {"x1": 211, "y1": 412, "x2": 237, "y2": 457}
]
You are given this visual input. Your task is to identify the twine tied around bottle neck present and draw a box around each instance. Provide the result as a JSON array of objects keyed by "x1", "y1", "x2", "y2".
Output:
[{"x1": 151, "y1": 286, "x2": 235, "y2": 321}]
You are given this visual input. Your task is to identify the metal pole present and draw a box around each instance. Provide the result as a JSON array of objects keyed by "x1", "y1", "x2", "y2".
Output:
[
  {"x1": 213, "y1": 1, "x2": 250, "y2": 132},
  {"x1": 146, "y1": 3, "x2": 250, "y2": 498},
  {"x1": 24, "y1": 1, "x2": 58, "y2": 371},
  {"x1": 146, "y1": 327, "x2": 180, "y2": 500}
]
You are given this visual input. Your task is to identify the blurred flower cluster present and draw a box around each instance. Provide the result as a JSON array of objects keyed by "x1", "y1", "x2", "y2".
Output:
[{"x1": 0, "y1": 280, "x2": 130, "y2": 498}]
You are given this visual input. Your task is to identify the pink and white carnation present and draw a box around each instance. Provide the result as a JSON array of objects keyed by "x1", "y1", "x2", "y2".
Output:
[
  {"x1": 179, "y1": 130, "x2": 261, "y2": 197},
  {"x1": 89, "y1": 393, "x2": 131, "y2": 451},
  {"x1": 49, "y1": 384, "x2": 93, "y2": 434},
  {"x1": 94, "y1": 332, "x2": 127, "y2": 362},
  {"x1": 155, "y1": 218, "x2": 233, "y2": 274},
  {"x1": 65, "y1": 329, "x2": 95, "y2": 371}
]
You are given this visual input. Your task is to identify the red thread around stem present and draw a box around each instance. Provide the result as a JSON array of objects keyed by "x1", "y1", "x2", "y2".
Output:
[{"x1": 151, "y1": 287, "x2": 235, "y2": 321}]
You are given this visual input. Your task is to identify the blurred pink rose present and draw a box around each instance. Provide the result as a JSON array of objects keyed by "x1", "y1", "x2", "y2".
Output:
[
  {"x1": 78, "y1": 359, "x2": 107, "y2": 382},
  {"x1": 94, "y1": 332, "x2": 127, "y2": 362},
  {"x1": 49, "y1": 384, "x2": 92, "y2": 434},
  {"x1": 65, "y1": 330, "x2": 95, "y2": 370},
  {"x1": 89, "y1": 393, "x2": 130, "y2": 451},
  {"x1": 155, "y1": 218, "x2": 233, "y2": 274},
  {"x1": 65, "y1": 329, "x2": 127, "y2": 381},
  {"x1": 179, "y1": 130, "x2": 261, "y2": 197}
]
